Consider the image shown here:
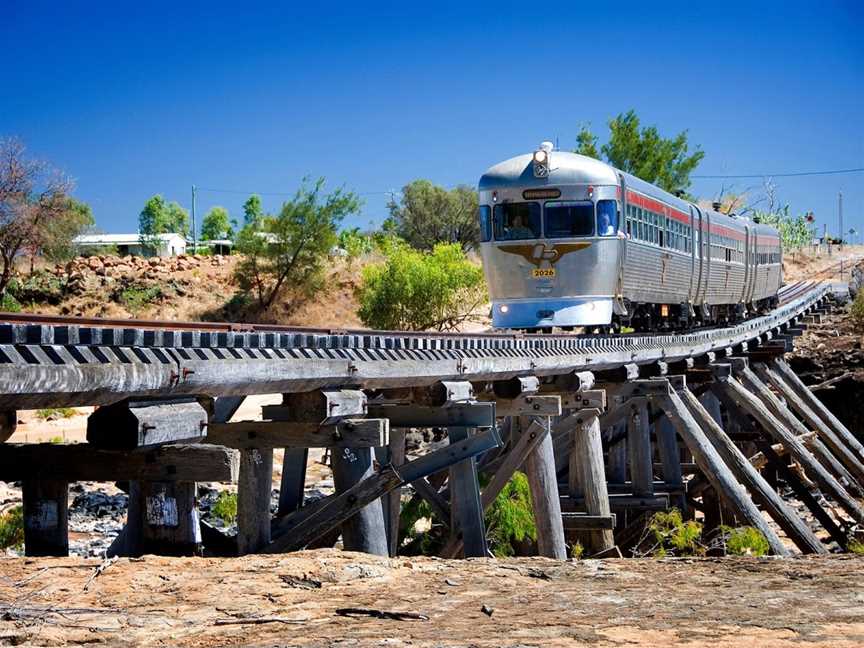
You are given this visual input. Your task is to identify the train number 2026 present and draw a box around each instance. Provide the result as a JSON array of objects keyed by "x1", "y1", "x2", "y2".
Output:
[{"x1": 531, "y1": 268, "x2": 556, "y2": 278}]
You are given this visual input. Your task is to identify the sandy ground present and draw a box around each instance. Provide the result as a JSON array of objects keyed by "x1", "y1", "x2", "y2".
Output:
[
  {"x1": 0, "y1": 552, "x2": 862, "y2": 647},
  {"x1": 783, "y1": 245, "x2": 863, "y2": 283}
]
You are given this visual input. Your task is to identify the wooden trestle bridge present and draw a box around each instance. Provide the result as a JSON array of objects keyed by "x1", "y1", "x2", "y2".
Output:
[{"x1": 1, "y1": 280, "x2": 862, "y2": 559}]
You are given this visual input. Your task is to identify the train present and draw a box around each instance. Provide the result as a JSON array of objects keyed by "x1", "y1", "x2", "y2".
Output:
[{"x1": 478, "y1": 142, "x2": 783, "y2": 332}]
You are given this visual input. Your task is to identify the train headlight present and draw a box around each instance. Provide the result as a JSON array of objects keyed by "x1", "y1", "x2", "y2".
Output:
[
  {"x1": 532, "y1": 141, "x2": 553, "y2": 178},
  {"x1": 499, "y1": 304, "x2": 510, "y2": 314}
]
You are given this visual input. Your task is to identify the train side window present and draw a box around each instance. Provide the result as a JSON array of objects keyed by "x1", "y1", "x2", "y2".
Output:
[
  {"x1": 544, "y1": 201, "x2": 594, "y2": 238},
  {"x1": 478, "y1": 206, "x2": 492, "y2": 242},
  {"x1": 596, "y1": 200, "x2": 618, "y2": 236},
  {"x1": 493, "y1": 202, "x2": 541, "y2": 240}
]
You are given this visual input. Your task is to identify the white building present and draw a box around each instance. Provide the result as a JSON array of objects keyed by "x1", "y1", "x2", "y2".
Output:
[{"x1": 72, "y1": 233, "x2": 187, "y2": 258}]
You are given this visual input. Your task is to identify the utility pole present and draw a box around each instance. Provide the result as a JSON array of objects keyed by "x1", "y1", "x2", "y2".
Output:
[
  {"x1": 838, "y1": 191, "x2": 843, "y2": 251},
  {"x1": 191, "y1": 185, "x2": 197, "y2": 254}
]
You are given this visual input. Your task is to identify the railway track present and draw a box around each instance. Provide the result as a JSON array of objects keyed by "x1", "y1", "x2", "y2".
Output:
[{"x1": 0, "y1": 281, "x2": 833, "y2": 410}]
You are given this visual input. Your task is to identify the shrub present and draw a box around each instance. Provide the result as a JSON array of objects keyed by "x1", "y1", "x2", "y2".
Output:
[
  {"x1": 357, "y1": 241, "x2": 487, "y2": 331},
  {"x1": 0, "y1": 292, "x2": 21, "y2": 312},
  {"x1": 851, "y1": 291, "x2": 864, "y2": 328},
  {"x1": 12, "y1": 270, "x2": 64, "y2": 305},
  {"x1": 212, "y1": 491, "x2": 237, "y2": 526},
  {"x1": 0, "y1": 506, "x2": 24, "y2": 551},
  {"x1": 48, "y1": 435, "x2": 64, "y2": 444},
  {"x1": 36, "y1": 407, "x2": 76, "y2": 420},
  {"x1": 848, "y1": 537, "x2": 864, "y2": 555},
  {"x1": 118, "y1": 284, "x2": 162, "y2": 314},
  {"x1": 723, "y1": 526, "x2": 770, "y2": 557},
  {"x1": 647, "y1": 509, "x2": 705, "y2": 557},
  {"x1": 485, "y1": 472, "x2": 537, "y2": 557}
]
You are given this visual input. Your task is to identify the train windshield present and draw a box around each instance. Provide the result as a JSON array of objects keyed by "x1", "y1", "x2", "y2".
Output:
[
  {"x1": 493, "y1": 202, "x2": 541, "y2": 240},
  {"x1": 478, "y1": 206, "x2": 492, "y2": 242},
  {"x1": 597, "y1": 200, "x2": 619, "y2": 236},
  {"x1": 544, "y1": 201, "x2": 594, "y2": 238}
]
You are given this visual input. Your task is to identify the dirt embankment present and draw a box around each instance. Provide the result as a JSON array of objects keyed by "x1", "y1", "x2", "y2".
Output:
[{"x1": 0, "y1": 552, "x2": 862, "y2": 647}]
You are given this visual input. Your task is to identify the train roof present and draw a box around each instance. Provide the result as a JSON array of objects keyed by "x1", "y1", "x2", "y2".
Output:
[{"x1": 479, "y1": 149, "x2": 780, "y2": 241}]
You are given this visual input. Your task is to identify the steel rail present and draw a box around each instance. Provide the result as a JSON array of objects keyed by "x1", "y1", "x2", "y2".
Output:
[{"x1": 0, "y1": 282, "x2": 831, "y2": 410}]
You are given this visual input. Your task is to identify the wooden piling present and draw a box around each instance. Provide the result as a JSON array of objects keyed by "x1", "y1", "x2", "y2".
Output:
[
  {"x1": 380, "y1": 429, "x2": 406, "y2": 557},
  {"x1": 569, "y1": 409, "x2": 615, "y2": 554},
  {"x1": 278, "y1": 448, "x2": 308, "y2": 515},
  {"x1": 754, "y1": 362, "x2": 864, "y2": 484},
  {"x1": 236, "y1": 448, "x2": 273, "y2": 555},
  {"x1": 447, "y1": 427, "x2": 488, "y2": 558},
  {"x1": 331, "y1": 444, "x2": 389, "y2": 556},
  {"x1": 521, "y1": 417, "x2": 567, "y2": 559},
  {"x1": 772, "y1": 358, "x2": 864, "y2": 462},
  {"x1": 658, "y1": 385, "x2": 790, "y2": 556},
  {"x1": 712, "y1": 375, "x2": 864, "y2": 525},
  {"x1": 21, "y1": 480, "x2": 69, "y2": 556},
  {"x1": 128, "y1": 480, "x2": 202, "y2": 556},
  {"x1": 678, "y1": 387, "x2": 824, "y2": 554},
  {"x1": 654, "y1": 415, "x2": 686, "y2": 513},
  {"x1": 627, "y1": 402, "x2": 654, "y2": 497}
]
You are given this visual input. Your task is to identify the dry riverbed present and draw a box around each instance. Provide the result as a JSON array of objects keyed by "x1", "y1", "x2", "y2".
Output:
[{"x1": 0, "y1": 551, "x2": 862, "y2": 647}]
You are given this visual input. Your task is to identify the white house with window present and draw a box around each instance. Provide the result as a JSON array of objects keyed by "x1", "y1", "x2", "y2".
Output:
[{"x1": 72, "y1": 233, "x2": 187, "y2": 257}]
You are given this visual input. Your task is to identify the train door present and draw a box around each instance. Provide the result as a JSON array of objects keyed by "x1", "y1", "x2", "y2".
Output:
[
  {"x1": 613, "y1": 174, "x2": 628, "y2": 317},
  {"x1": 688, "y1": 205, "x2": 698, "y2": 305}
]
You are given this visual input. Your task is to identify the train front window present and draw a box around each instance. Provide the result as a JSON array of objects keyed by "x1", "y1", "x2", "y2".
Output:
[
  {"x1": 597, "y1": 200, "x2": 618, "y2": 236},
  {"x1": 493, "y1": 202, "x2": 541, "y2": 240},
  {"x1": 478, "y1": 205, "x2": 492, "y2": 242},
  {"x1": 544, "y1": 201, "x2": 594, "y2": 238}
]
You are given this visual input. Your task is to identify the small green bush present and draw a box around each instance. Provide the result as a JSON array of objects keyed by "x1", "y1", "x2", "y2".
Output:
[
  {"x1": 723, "y1": 526, "x2": 770, "y2": 556},
  {"x1": 571, "y1": 541, "x2": 585, "y2": 559},
  {"x1": 48, "y1": 435, "x2": 64, "y2": 444},
  {"x1": 212, "y1": 491, "x2": 237, "y2": 526},
  {"x1": 648, "y1": 509, "x2": 705, "y2": 557},
  {"x1": 398, "y1": 496, "x2": 442, "y2": 555},
  {"x1": 851, "y1": 291, "x2": 864, "y2": 327},
  {"x1": 0, "y1": 506, "x2": 24, "y2": 551},
  {"x1": 36, "y1": 407, "x2": 76, "y2": 420},
  {"x1": 13, "y1": 270, "x2": 64, "y2": 305},
  {"x1": 357, "y1": 241, "x2": 486, "y2": 331},
  {"x1": 0, "y1": 292, "x2": 21, "y2": 312},
  {"x1": 485, "y1": 472, "x2": 537, "y2": 557},
  {"x1": 848, "y1": 537, "x2": 864, "y2": 555},
  {"x1": 118, "y1": 284, "x2": 162, "y2": 313}
]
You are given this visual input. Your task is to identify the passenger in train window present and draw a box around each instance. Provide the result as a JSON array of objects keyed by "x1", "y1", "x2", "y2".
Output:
[{"x1": 597, "y1": 200, "x2": 617, "y2": 236}]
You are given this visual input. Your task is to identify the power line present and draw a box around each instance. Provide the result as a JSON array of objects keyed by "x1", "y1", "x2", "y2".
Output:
[
  {"x1": 195, "y1": 186, "x2": 398, "y2": 197},
  {"x1": 693, "y1": 167, "x2": 864, "y2": 179}
]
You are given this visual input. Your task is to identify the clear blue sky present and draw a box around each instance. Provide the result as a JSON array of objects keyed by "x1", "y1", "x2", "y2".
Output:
[{"x1": 2, "y1": 1, "x2": 862, "y2": 238}]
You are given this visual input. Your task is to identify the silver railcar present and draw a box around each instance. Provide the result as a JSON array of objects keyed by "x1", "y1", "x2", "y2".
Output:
[{"x1": 478, "y1": 143, "x2": 782, "y2": 331}]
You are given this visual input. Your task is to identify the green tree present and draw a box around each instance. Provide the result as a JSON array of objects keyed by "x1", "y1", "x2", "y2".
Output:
[
  {"x1": 39, "y1": 197, "x2": 95, "y2": 262},
  {"x1": 165, "y1": 201, "x2": 189, "y2": 236},
  {"x1": 200, "y1": 206, "x2": 233, "y2": 241},
  {"x1": 575, "y1": 110, "x2": 704, "y2": 195},
  {"x1": 357, "y1": 241, "x2": 487, "y2": 331},
  {"x1": 387, "y1": 180, "x2": 479, "y2": 251},
  {"x1": 243, "y1": 194, "x2": 263, "y2": 227},
  {"x1": 138, "y1": 195, "x2": 168, "y2": 254},
  {"x1": 234, "y1": 178, "x2": 361, "y2": 310},
  {"x1": 753, "y1": 206, "x2": 812, "y2": 249}
]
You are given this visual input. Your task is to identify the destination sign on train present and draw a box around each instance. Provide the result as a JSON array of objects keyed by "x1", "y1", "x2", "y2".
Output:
[{"x1": 522, "y1": 188, "x2": 561, "y2": 199}]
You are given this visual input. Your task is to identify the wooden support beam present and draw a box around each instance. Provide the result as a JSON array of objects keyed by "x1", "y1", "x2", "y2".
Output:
[
  {"x1": 331, "y1": 444, "x2": 389, "y2": 556},
  {"x1": 267, "y1": 427, "x2": 500, "y2": 554},
  {"x1": 606, "y1": 423, "x2": 628, "y2": 483},
  {"x1": 379, "y1": 429, "x2": 406, "y2": 557},
  {"x1": 212, "y1": 395, "x2": 245, "y2": 424},
  {"x1": 410, "y1": 477, "x2": 451, "y2": 528},
  {"x1": 0, "y1": 410, "x2": 16, "y2": 443},
  {"x1": 236, "y1": 448, "x2": 273, "y2": 555},
  {"x1": 207, "y1": 419, "x2": 388, "y2": 449},
  {"x1": 561, "y1": 513, "x2": 616, "y2": 530},
  {"x1": 561, "y1": 493, "x2": 671, "y2": 511},
  {"x1": 568, "y1": 409, "x2": 615, "y2": 554},
  {"x1": 521, "y1": 417, "x2": 567, "y2": 559},
  {"x1": 277, "y1": 449, "x2": 308, "y2": 515},
  {"x1": 769, "y1": 358, "x2": 864, "y2": 463},
  {"x1": 0, "y1": 443, "x2": 239, "y2": 482},
  {"x1": 627, "y1": 401, "x2": 654, "y2": 497},
  {"x1": 753, "y1": 362, "x2": 864, "y2": 485},
  {"x1": 677, "y1": 386, "x2": 825, "y2": 554},
  {"x1": 22, "y1": 480, "x2": 68, "y2": 556},
  {"x1": 127, "y1": 480, "x2": 202, "y2": 556},
  {"x1": 654, "y1": 415, "x2": 686, "y2": 513},
  {"x1": 657, "y1": 383, "x2": 790, "y2": 556},
  {"x1": 448, "y1": 427, "x2": 488, "y2": 558},
  {"x1": 755, "y1": 439, "x2": 849, "y2": 550},
  {"x1": 493, "y1": 395, "x2": 561, "y2": 418},
  {"x1": 87, "y1": 398, "x2": 207, "y2": 449},
  {"x1": 367, "y1": 403, "x2": 495, "y2": 429},
  {"x1": 711, "y1": 374, "x2": 864, "y2": 525}
]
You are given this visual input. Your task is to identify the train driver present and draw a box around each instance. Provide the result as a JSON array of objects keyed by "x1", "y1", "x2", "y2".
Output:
[{"x1": 505, "y1": 213, "x2": 536, "y2": 240}]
